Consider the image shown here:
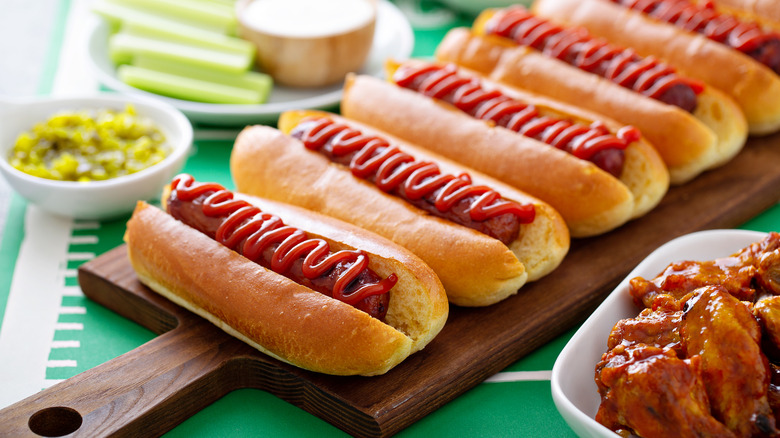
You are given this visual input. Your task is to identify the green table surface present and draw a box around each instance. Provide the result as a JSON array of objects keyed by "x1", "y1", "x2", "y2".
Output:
[{"x1": 0, "y1": 1, "x2": 778, "y2": 437}]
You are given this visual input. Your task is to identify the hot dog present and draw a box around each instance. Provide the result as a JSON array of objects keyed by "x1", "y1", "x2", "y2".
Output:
[
  {"x1": 339, "y1": 65, "x2": 669, "y2": 237},
  {"x1": 434, "y1": 7, "x2": 748, "y2": 184},
  {"x1": 124, "y1": 175, "x2": 449, "y2": 375},
  {"x1": 531, "y1": 0, "x2": 780, "y2": 135},
  {"x1": 230, "y1": 113, "x2": 570, "y2": 306}
]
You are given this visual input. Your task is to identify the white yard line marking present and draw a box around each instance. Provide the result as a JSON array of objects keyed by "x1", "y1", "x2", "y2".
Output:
[
  {"x1": 54, "y1": 322, "x2": 84, "y2": 331},
  {"x1": 61, "y1": 286, "x2": 84, "y2": 297},
  {"x1": 59, "y1": 306, "x2": 87, "y2": 315},
  {"x1": 51, "y1": 340, "x2": 80, "y2": 349},
  {"x1": 66, "y1": 252, "x2": 94, "y2": 261},
  {"x1": 46, "y1": 360, "x2": 77, "y2": 368},
  {"x1": 68, "y1": 235, "x2": 98, "y2": 245},
  {"x1": 63, "y1": 269, "x2": 78, "y2": 278},
  {"x1": 484, "y1": 370, "x2": 553, "y2": 383}
]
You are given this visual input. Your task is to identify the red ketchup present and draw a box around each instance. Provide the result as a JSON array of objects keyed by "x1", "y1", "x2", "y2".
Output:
[
  {"x1": 611, "y1": 0, "x2": 780, "y2": 74},
  {"x1": 167, "y1": 174, "x2": 396, "y2": 319},
  {"x1": 393, "y1": 63, "x2": 641, "y2": 178},
  {"x1": 289, "y1": 117, "x2": 535, "y2": 246},
  {"x1": 484, "y1": 6, "x2": 704, "y2": 112}
]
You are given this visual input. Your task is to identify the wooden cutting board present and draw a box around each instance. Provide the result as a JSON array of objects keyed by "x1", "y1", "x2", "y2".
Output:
[{"x1": 1, "y1": 134, "x2": 780, "y2": 438}]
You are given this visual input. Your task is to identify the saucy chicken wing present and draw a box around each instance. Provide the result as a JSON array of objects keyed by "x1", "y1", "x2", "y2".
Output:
[
  {"x1": 596, "y1": 233, "x2": 780, "y2": 437},
  {"x1": 755, "y1": 295, "x2": 780, "y2": 361},
  {"x1": 629, "y1": 256, "x2": 757, "y2": 308},
  {"x1": 607, "y1": 307, "x2": 682, "y2": 354},
  {"x1": 681, "y1": 286, "x2": 776, "y2": 437},
  {"x1": 595, "y1": 344, "x2": 736, "y2": 438},
  {"x1": 758, "y1": 249, "x2": 780, "y2": 295},
  {"x1": 629, "y1": 232, "x2": 780, "y2": 309}
]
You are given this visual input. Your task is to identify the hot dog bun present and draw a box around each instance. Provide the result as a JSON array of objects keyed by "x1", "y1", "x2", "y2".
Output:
[
  {"x1": 531, "y1": 0, "x2": 780, "y2": 135},
  {"x1": 381, "y1": 60, "x2": 670, "y2": 222},
  {"x1": 230, "y1": 115, "x2": 570, "y2": 306},
  {"x1": 340, "y1": 70, "x2": 668, "y2": 237},
  {"x1": 125, "y1": 195, "x2": 449, "y2": 376},
  {"x1": 708, "y1": 0, "x2": 780, "y2": 29},
  {"x1": 436, "y1": 22, "x2": 747, "y2": 185},
  {"x1": 436, "y1": 25, "x2": 747, "y2": 184}
]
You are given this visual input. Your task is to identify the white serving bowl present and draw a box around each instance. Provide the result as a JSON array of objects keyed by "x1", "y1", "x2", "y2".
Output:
[
  {"x1": 0, "y1": 93, "x2": 193, "y2": 220},
  {"x1": 550, "y1": 229, "x2": 768, "y2": 438}
]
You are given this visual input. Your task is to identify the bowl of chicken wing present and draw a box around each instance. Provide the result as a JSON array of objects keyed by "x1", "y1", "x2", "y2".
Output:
[{"x1": 552, "y1": 229, "x2": 780, "y2": 438}]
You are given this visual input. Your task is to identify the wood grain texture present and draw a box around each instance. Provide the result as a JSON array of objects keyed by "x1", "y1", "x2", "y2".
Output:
[{"x1": 0, "y1": 134, "x2": 779, "y2": 438}]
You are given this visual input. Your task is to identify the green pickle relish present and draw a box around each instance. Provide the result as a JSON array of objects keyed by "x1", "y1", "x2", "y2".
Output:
[{"x1": 8, "y1": 104, "x2": 170, "y2": 182}]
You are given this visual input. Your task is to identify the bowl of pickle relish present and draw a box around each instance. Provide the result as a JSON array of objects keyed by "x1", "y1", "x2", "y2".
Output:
[{"x1": 0, "y1": 94, "x2": 192, "y2": 220}]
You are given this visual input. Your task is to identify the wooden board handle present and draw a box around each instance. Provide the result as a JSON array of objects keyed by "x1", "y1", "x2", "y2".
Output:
[
  {"x1": 0, "y1": 320, "x2": 250, "y2": 437},
  {"x1": 0, "y1": 248, "x2": 255, "y2": 437}
]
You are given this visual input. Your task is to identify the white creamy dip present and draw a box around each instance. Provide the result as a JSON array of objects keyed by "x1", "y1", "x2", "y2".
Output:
[{"x1": 241, "y1": 0, "x2": 375, "y2": 38}]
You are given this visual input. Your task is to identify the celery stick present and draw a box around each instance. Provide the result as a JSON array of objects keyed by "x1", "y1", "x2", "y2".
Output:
[
  {"x1": 109, "y1": 42, "x2": 133, "y2": 65},
  {"x1": 133, "y1": 55, "x2": 271, "y2": 101},
  {"x1": 109, "y1": 32, "x2": 252, "y2": 73},
  {"x1": 122, "y1": 23, "x2": 254, "y2": 57},
  {"x1": 93, "y1": 0, "x2": 253, "y2": 56},
  {"x1": 118, "y1": 65, "x2": 263, "y2": 104},
  {"x1": 105, "y1": 0, "x2": 235, "y2": 33}
]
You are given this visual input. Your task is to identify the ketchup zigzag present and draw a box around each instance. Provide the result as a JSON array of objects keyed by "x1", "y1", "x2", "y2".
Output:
[
  {"x1": 290, "y1": 117, "x2": 535, "y2": 245},
  {"x1": 610, "y1": 0, "x2": 780, "y2": 74},
  {"x1": 392, "y1": 62, "x2": 641, "y2": 178},
  {"x1": 484, "y1": 6, "x2": 703, "y2": 112},
  {"x1": 169, "y1": 174, "x2": 397, "y2": 307}
]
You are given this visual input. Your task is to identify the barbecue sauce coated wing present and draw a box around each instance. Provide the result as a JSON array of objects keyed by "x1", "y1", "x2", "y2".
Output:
[
  {"x1": 596, "y1": 344, "x2": 735, "y2": 438},
  {"x1": 681, "y1": 286, "x2": 775, "y2": 437},
  {"x1": 596, "y1": 233, "x2": 780, "y2": 437}
]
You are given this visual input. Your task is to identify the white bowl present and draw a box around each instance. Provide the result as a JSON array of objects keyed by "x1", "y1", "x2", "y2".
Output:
[
  {"x1": 236, "y1": 0, "x2": 377, "y2": 88},
  {"x1": 551, "y1": 229, "x2": 769, "y2": 438},
  {"x1": 0, "y1": 93, "x2": 193, "y2": 220}
]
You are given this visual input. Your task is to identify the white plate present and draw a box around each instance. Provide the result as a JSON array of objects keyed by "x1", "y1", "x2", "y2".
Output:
[
  {"x1": 87, "y1": 0, "x2": 414, "y2": 126},
  {"x1": 551, "y1": 229, "x2": 769, "y2": 438}
]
